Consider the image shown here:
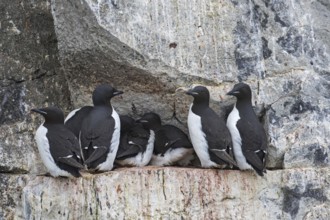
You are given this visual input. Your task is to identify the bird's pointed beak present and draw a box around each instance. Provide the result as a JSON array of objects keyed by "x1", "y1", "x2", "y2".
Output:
[
  {"x1": 227, "y1": 89, "x2": 239, "y2": 96},
  {"x1": 31, "y1": 108, "x2": 47, "y2": 115},
  {"x1": 226, "y1": 90, "x2": 234, "y2": 96},
  {"x1": 186, "y1": 89, "x2": 198, "y2": 96},
  {"x1": 113, "y1": 90, "x2": 124, "y2": 96},
  {"x1": 136, "y1": 119, "x2": 148, "y2": 123}
]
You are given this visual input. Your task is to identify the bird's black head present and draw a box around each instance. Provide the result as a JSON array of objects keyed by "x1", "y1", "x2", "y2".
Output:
[
  {"x1": 120, "y1": 115, "x2": 135, "y2": 132},
  {"x1": 227, "y1": 82, "x2": 252, "y2": 101},
  {"x1": 186, "y1": 86, "x2": 210, "y2": 106},
  {"x1": 92, "y1": 84, "x2": 123, "y2": 106},
  {"x1": 136, "y1": 112, "x2": 162, "y2": 130},
  {"x1": 31, "y1": 106, "x2": 65, "y2": 124}
]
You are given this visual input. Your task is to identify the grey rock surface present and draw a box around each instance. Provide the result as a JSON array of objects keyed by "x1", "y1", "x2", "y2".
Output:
[
  {"x1": 0, "y1": 0, "x2": 330, "y2": 219},
  {"x1": 51, "y1": 0, "x2": 330, "y2": 169},
  {"x1": 0, "y1": 0, "x2": 71, "y2": 174},
  {"x1": 1, "y1": 167, "x2": 329, "y2": 220},
  {"x1": 0, "y1": 174, "x2": 30, "y2": 219}
]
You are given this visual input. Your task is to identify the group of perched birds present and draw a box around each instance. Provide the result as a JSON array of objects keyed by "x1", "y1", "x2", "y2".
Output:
[{"x1": 31, "y1": 82, "x2": 267, "y2": 178}]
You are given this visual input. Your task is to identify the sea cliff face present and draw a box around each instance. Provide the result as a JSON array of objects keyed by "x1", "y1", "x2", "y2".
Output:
[
  {"x1": 1, "y1": 0, "x2": 330, "y2": 219},
  {"x1": 3, "y1": 167, "x2": 330, "y2": 220}
]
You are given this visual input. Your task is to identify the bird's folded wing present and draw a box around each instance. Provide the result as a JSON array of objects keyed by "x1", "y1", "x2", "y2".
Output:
[
  {"x1": 243, "y1": 150, "x2": 264, "y2": 171},
  {"x1": 210, "y1": 149, "x2": 238, "y2": 167},
  {"x1": 130, "y1": 125, "x2": 150, "y2": 139},
  {"x1": 116, "y1": 144, "x2": 141, "y2": 159},
  {"x1": 237, "y1": 119, "x2": 266, "y2": 170},
  {"x1": 80, "y1": 109, "x2": 115, "y2": 149},
  {"x1": 48, "y1": 128, "x2": 83, "y2": 165},
  {"x1": 84, "y1": 146, "x2": 108, "y2": 164},
  {"x1": 57, "y1": 156, "x2": 84, "y2": 169},
  {"x1": 161, "y1": 138, "x2": 181, "y2": 155},
  {"x1": 65, "y1": 106, "x2": 93, "y2": 137}
]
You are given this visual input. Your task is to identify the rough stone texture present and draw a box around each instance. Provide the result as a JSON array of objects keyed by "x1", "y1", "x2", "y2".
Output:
[
  {"x1": 1, "y1": 0, "x2": 330, "y2": 219},
  {"x1": 0, "y1": 167, "x2": 326, "y2": 220},
  {"x1": 51, "y1": 0, "x2": 330, "y2": 169},
  {"x1": 259, "y1": 71, "x2": 330, "y2": 169},
  {"x1": 0, "y1": 0, "x2": 71, "y2": 174},
  {"x1": 0, "y1": 174, "x2": 30, "y2": 219}
]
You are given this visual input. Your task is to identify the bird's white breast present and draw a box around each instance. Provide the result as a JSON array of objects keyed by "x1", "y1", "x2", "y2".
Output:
[
  {"x1": 97, "y1": 108, "x2": 121, "y2": 171},
  {"x1": 141, "y1": 130, "x2": 155, "y2": 165},
  {"x1": 150, "y1": 147, "x2": 194, "y2": 166},
  {"x1": 35, "y1": 124, "x2": 72, "y2": 177},
  {"x1": 187, "y1": 105, "x2": 217, "y2": 167},
  {"x1": 226, "y1": 104, "x2": 253, "y2": 170}
]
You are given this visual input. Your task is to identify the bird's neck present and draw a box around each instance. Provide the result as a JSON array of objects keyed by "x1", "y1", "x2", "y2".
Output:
[
  {"x1": 235, "y1": 99, "x2": 254, "y2": 114},
  {"x1": 94, "y1": 101, "x2": 112, "y2": 107},
  {"x1": 43, "y1": 115, "x2": 64, "y2": 124},
  {"x1": 150, "y1": 123, "x2": 162, "y2": 131},
  {"x1": 191, "y1": 101, "x2": 208, "y2": 115},
  {"x1": 43, "y1": 120, "x2": 62, "y2": 127},
  {"x1": 193, "y1": 98, "x2": 209, "y2": 108},
  {"x1": 93, "y1": 96, "x2": 112, "y2": 106},
  {"x1": 236, "y1": 98, "x2": 252, "y2": 107}
]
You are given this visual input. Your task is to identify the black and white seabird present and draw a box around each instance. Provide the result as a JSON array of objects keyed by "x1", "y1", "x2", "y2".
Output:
[
  {"x1": 31, "y1": 107, "x2": 84, "y2": 177},
  {"x1": 138, "y1": 112, "x2": 194, "y2": 166},
  {"x1": 115, "y1": 115, "x2": 154, "y2": 167},
  {"x1": 80, "y1": 84, "x2": 123, "y2": 171},
  {"x1": 65, "y1": 106, "x2": 93, "y2": 138},
  {"x1": 226, "y1": 82, "x2": 267, "y2": 176},
  {"x1": 186, "y1": 86, "x2": 237, "y2": 168}
]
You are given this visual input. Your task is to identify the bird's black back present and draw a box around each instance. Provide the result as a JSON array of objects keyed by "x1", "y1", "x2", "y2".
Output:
[
  {"x1": 65, "y1": 106, "x2": 93, "y2": 138},
  {"x1": 191, "y1": 104, "x2": 233, "y2": 165},
  {"x1": 117, "y1": 122, "x2": 150, "y2": 160},
  {"x1": 193, "y1": 106, "x2": 232, "y2": 150},
  {"x1": 129, "y1": 123, "x2": 150, "y2": 148},
  {"x1": 236, "y1": 102, "x2": 267, "y2": 173},
  {"x1": 154, "y1": 125, "x2": 192, "y2": 155},
  {"x1": 45, "y1": 124, "x2": 83, "y2": 177},
  {"x1": 80, "y1": 106, "x2": 115, "y2": 168}
]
